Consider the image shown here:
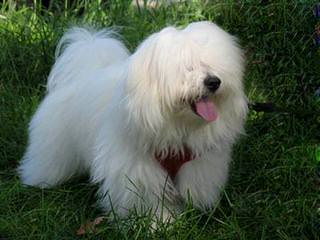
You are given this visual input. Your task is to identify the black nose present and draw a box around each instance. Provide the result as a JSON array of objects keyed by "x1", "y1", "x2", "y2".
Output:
[{"x1": 204, "y1": 76, "x2": 221, "y2": 93}]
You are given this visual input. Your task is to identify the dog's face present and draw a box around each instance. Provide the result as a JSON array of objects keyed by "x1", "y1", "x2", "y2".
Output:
[{"x1": 126, "y1": 22, "x2": 247, "y2": 133}]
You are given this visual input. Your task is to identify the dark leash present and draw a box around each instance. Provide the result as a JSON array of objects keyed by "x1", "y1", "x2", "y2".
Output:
[
  {"x1": 248, "y1": 101, "x2": 318, "y2": 117},
  {"x1": 249, "y1": 102, "x2": 276, "y2": 113},
  {"x1": 249, "y1": 80, "x2": 320, "y2": 116}
]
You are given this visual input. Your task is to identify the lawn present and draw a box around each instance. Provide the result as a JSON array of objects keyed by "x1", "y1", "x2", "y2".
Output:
[{"x1": 0, "y1": 0, "x2": 319, "y2": 239}]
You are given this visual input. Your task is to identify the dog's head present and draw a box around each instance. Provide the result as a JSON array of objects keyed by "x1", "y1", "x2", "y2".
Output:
[{"x1": 126, "y1": 21, "x2": 247, "y2": 135}]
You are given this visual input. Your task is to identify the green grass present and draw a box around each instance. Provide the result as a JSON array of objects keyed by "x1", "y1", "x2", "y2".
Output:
[{"x1": 1, "y1": 0, "x2": 319, "y2": 239}]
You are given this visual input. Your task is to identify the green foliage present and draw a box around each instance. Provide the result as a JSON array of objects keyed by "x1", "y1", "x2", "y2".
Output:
[{"x1": 0, "y1": 0, "x2": 319, "y2": 239}]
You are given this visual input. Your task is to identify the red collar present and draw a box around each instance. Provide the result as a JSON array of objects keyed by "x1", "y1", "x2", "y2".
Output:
[{"x1": 155, "y1": 146, "x2": 194, "y2": 179}]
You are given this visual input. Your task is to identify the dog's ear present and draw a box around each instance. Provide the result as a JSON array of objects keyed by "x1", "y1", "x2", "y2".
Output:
[{"x1": 125, "y1": 34, "x2": 165, "y2": 133}]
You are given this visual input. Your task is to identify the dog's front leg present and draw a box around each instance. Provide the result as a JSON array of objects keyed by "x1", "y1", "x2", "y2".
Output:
[
  {"x1": 92, "y1": 152, "x2": 182, "y2": 222},
  {"x1": 175, "y1": 150, "x2": 230, "y2": 210}
]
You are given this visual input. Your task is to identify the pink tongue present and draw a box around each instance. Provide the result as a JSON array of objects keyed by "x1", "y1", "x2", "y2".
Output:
[{"x1": 194, "y1": 97, "x2": 218, "y2": 122}]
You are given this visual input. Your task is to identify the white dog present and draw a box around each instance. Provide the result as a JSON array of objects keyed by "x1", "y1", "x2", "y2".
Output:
[{"x1": 18, "y1": 21, "x2": 248, "y2": 221}]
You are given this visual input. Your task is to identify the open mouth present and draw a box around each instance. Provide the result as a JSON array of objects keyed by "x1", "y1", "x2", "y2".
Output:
[{"x1": 190, "y1": 96, "x2": 218, "y2": 122}]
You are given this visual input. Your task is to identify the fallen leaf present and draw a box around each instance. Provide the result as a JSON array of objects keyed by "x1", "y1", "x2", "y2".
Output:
[{"x1": 76, "y1": 216, "x2": 105, "y2": 236}]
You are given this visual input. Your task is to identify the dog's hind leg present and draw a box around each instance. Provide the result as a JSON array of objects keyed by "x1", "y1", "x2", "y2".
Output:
[
  {"x1": 18, "y1": 97, "x2": 87, "y2": 188},
  {"x1": 18, "y1": 136, "x2": 82, "y2": 188}
]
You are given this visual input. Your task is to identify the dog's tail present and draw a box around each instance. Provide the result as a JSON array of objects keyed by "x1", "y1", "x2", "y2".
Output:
[{"x1": 47, "y1": 27, "x2": 129, "y2": 92}]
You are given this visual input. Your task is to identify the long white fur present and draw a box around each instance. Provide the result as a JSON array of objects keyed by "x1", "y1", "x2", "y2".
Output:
[{"x1": 18, "y1": 21, "x2": 248, "y2": 220}]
